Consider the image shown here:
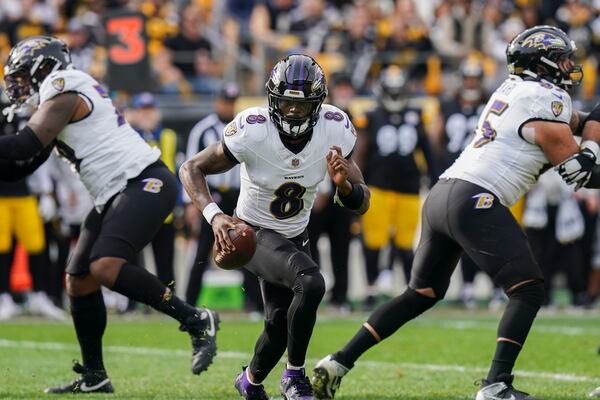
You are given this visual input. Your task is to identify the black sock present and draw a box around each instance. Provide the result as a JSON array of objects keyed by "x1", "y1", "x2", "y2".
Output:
[
  {"x1": 363, "y1": 247, "x2": 380, "y2": 285},
  {"x1": 70, "y1": 291, "x2": 106, "y2": 371},
  {"x1": 0, "y1": 252, "x2": 12, "y2": 293},
  {"x1": 29, "y1": 253, "x2": 49, "y2": 293},
  {"x1": 336, "y1": 288, "x2": 437, "y2": 368},
  {"x1": 486, "y1": 283, "x2": 543, "y2": 381},
  {"x1": 334, "y1": 326, "x2": 377, "y2": 369},
  {"x1": 111, "y1": 262, "x2": 198, "y2": 323},
  {"x1": 395, "y1": 248, "x2": 414, "y2": 284}
]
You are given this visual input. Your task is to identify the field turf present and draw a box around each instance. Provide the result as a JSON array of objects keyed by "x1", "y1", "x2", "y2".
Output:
[{"x1": 0, "y1": 309, "x2": 598, "y2": 399}]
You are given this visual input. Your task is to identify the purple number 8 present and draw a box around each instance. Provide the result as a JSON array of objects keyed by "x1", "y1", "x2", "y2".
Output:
[
  {"x1": 246, "y1": 114, "x2": 267, "y2": 124},
  {"x1": 324, "y1": 111, "x2": 344, "y2": 122}
]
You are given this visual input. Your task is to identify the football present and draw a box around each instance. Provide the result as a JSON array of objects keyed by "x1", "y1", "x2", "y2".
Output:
[{"x1": 212, "y1": 224, "x2": 257, "y2": 270}]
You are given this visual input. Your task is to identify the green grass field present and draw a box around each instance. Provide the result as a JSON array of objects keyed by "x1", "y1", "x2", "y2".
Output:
[{"x1": 0, "y1": 309, "x2": 598, "y2": 399}]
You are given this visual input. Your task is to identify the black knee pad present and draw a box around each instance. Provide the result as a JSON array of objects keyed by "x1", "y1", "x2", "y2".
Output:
[
  {"x1": 294, "y1": 270, "x2": 326, "y2": 300},
  {"x1": 507, "y1": 280, "x2": 545, "y2": 308}
]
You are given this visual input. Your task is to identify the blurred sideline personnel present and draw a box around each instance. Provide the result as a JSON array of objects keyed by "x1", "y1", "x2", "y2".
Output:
[
  {"x1": 307, "y1": 73, "x2": 356, "y2": 312},
  {"x1": 354, "y1": 65, "x2": 435, "y2": 306},
  {"x1": 183, "y1": 83, "x2": 262, "y2": 313},
  {"x1": 0, "y1": 95, "x2": 64, "y2": 321},
  {"x1": 0, "y1": 36, "x2": 219, "y2": 393},
  {"x1": 180, "y1": 54, "x2": 370, "y2": 400},
  {"x1": 129, "y1": 92, "x2": 177, "y2": 287},
  {"x1": 432, "y1": 59, "x2": 506, "y2": 310},
  {"x1": 313, "y1": 25, "x2": 600, "y2": 400}
]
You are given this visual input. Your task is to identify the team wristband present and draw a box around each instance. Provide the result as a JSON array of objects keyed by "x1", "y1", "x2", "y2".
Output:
[{"x1": 202, "y1": 202, "x2": 223, "y2": 225}]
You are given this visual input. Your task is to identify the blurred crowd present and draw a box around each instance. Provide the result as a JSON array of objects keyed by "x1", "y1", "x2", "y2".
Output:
[{"x1": 2, "y1": 0, "x2": 600, "y2": 319}]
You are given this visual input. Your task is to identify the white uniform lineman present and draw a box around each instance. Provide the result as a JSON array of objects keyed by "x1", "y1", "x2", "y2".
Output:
[
  {"x1": 39, "y1": 69, "x2": 160, "y2": 210},
  {"x1": 442, "y1": 75, "x2": 572, "y2": 206},
  {"x1": 224, "y1": 104, "x2": 357, "y2": 238}
]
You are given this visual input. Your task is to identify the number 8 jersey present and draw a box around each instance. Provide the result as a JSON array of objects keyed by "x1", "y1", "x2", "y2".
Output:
[
  {"x1": 223, "y1": 104, "x2": 356, "y2": 238},
  {"x1": 441, "y1": 75, "x2": 572, "y2": 207},
  {"x1": 39, "y1": 69, "x2": 160, "y2": 211}
]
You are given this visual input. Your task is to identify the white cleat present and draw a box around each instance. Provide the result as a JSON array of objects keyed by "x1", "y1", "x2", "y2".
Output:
[
  {"x1": 590, "y1": 386, "x2": 600, "y2": 397},
  {"x1": 0, "y1": 293, "x2": 21, "y2": 321},
  {"x1": 28, "y1": 292, "x2": 66, "y2": 320},
  {"x1": 311, "y1": 355, "x2": 349, "y2": 399}
]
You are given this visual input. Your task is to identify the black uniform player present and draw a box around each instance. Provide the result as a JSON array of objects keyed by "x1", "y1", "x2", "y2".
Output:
[{"x1": 356, "y1": 66, "x2": 435, "y2": 303}]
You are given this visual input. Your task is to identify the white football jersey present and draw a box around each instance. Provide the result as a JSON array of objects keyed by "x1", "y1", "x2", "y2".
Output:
[
  {"x1": 224, "y1": 104, "x2": 357, "y2": 238},
  {"x1": 441, "y1": 76, "x2": 572, "y2": 207},
  {"x1": 39, "y1": 69, "x2": 160, "y2": 210}
]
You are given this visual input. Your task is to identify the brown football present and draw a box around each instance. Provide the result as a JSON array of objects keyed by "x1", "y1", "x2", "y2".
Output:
[{"x1": 212, "y1": 224, "x2": 257, "y2": 270}]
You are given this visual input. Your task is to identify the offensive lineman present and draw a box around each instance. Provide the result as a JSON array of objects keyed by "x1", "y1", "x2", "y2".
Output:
[
  {"x1": 312, "y1": 25, "x2": 600, "y2": 400},
  {"x1": 180, "y1": 54, "x2": 370, "y2": 400},
  {"x1": 0, "y1": 36, "x2": 219, "y2": 393}
]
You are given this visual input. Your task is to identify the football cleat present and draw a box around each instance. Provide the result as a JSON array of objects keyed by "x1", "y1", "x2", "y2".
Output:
[
  {"x1": 590, "y1": 386, "x2": 600, "y2": 397},
  {"x1": 234, "y1": 366, "x2": 270, "y2": 400},
  {"x1": 476, "y1": 374, "x2": 541, "y2": 400},
  {"x1": 44, "y1": 362, "x2": 114, "y2": 394},
  {"x1": 280, "y1": 368, "x2": 314, "y2": 400},
  {"x1": 180, "y1": 308, "x2": 220, "y2": 375},
  {"x1": 312, "y1": 355, "x2": 349, "y2": 399}
]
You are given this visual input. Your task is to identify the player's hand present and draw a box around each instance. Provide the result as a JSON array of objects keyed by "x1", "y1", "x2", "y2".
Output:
[
  {"x1": 211, "y1": 213, "x2": 241, "y2": 254},
  {"x1": 326, "y1": 146, "x2": 351, "y2": 194},
  {"x1": 556, "y1": 147, "x2": 597, "y2": 190}
]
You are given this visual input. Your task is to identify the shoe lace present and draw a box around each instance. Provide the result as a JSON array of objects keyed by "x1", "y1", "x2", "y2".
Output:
[{"x1": 290, "y1": 375, "x2": 313, "y2": 396}]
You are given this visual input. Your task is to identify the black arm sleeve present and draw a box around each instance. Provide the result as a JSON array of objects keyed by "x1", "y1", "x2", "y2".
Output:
[
  {"x1": 0, "y1": 126, "x2": 44, "y2": 161},
  {"x1": 0, "y1": 144, "x2": 53, "y2": 181}
]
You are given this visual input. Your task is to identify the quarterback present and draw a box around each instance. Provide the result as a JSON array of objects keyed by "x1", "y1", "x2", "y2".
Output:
[
  {"x1": 180, "y1": 54, "x2": 370, "y2": 400},
  {"x1": 0, "y1": 36, "x2": 219, "y2": 393},
  {"x1": 312, "y1": 25, "x2": 600, "y2": 400}
]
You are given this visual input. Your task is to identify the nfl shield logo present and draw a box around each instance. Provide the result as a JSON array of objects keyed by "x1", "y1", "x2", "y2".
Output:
[
  {"x1": 291, "y1": 158, "x2": 300, "y2": 167},
  {"x1": 551, "y1": 101, "x2": 563, "y2": 117},
  {"x1": 52, "y1": 78, "x2": 65, "y2": 91}
]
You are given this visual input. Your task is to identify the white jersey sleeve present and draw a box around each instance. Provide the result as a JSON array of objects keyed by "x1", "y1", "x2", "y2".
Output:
[
  {"x1": 528, "y1": 82, "x2": 571, "y2": 125},
  {"x1": 39, "y1": 69, "x2": 86, "y2": 105}
]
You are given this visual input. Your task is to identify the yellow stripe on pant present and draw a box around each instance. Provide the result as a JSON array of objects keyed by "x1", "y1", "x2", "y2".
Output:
[
  {"x1": 361, "y1": 187, "x2": 421, "y2": 250},
  {"x1": 0, "y1": 196, "x2": 45, "y2": 253}
]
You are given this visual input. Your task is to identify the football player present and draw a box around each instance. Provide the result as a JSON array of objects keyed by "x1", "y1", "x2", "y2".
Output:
[
  {"x1": 355, "y1": 65, "x2": 435, "y2": 306},
  {"x1": 312, "y1": 25, "x2": 600, "y2": 400},
  {"x1": 180, "y1": 54, "x2": 370, "y2": 400},
  {"x1": 0, "y1": 36, "x2": 219, "y2": 393}
]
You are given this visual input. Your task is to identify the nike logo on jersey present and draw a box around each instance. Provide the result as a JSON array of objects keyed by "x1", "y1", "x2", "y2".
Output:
[
  {"x1": 80, "y1": 379, "x2": 110, "y2": 392},
  {"x1": 302, "y1": 239, "x2": 309, "y2": 247},
  {"x1": 553, "y1": 92, "x2": 563, "y2": 100}
]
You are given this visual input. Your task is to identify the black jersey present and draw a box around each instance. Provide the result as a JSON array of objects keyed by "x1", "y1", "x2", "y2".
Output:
[
  {"x1": 438, "y1": 99, "x2": 486, "y2": 172},
  {"x1": 363, "y1": 107, "x2": 433, "y2": 194}
]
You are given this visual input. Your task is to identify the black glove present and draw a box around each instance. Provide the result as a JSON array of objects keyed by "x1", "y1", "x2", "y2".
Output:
[{"x1": 556, "y1": 143, "x2": 598, "y2": 190}]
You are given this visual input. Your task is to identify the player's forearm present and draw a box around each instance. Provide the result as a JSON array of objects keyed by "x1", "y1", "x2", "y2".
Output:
[
  {"x1": 337, "y1": 181, "x2": 370, "y2": 215},
  {"x1": 178, "y1": 161, "x2": 215, "y2": 212},
  {"x1": 0, "y1": 145, "x2": 52, "y2": 181},
  {"x1": 570, "y1": 110, "x2": 588, "y2": 136}
]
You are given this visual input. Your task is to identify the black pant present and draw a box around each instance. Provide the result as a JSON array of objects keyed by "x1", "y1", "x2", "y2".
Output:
[
  {"x1": 243, "y1": 228, "x2": 325, "y2": 381},
  {"x1": 139, "y1": 222, "x2": 175, "y2": 286},
  {"x1": 411, "y1": 179, "x2": 543, "y2": 296},
  {"x1": 307, "y1": 200, "x2": 352, "y2": 305}
]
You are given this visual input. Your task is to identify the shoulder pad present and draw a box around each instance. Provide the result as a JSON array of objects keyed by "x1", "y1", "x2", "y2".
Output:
[{"x1": 39, "y1": 69, "x2": 93, "y2": 105}]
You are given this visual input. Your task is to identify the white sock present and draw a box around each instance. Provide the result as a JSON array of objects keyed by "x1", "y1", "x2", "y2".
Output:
[{"x1": 286, "y1": 363, "x2": 304, "y2": 370}]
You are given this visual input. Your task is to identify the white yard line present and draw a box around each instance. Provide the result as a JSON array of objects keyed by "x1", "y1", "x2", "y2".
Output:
[{"x1": 0, "y1": 338, "x2": 595, "y2": 383}]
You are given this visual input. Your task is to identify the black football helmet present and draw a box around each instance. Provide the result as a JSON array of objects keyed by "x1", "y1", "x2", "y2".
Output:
[
  {"x1": 374, "y1": 65, "x2": 408, "y2": 113},
  {"x1": 266, "y1": 54, "x2": 328, "y2": 138},
  {"x1": 506, "y1": 25, "x2": 582, "y2": 89},
  {"x1": 4, "y1": 36, "x2": 72, "y2": 107}
]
